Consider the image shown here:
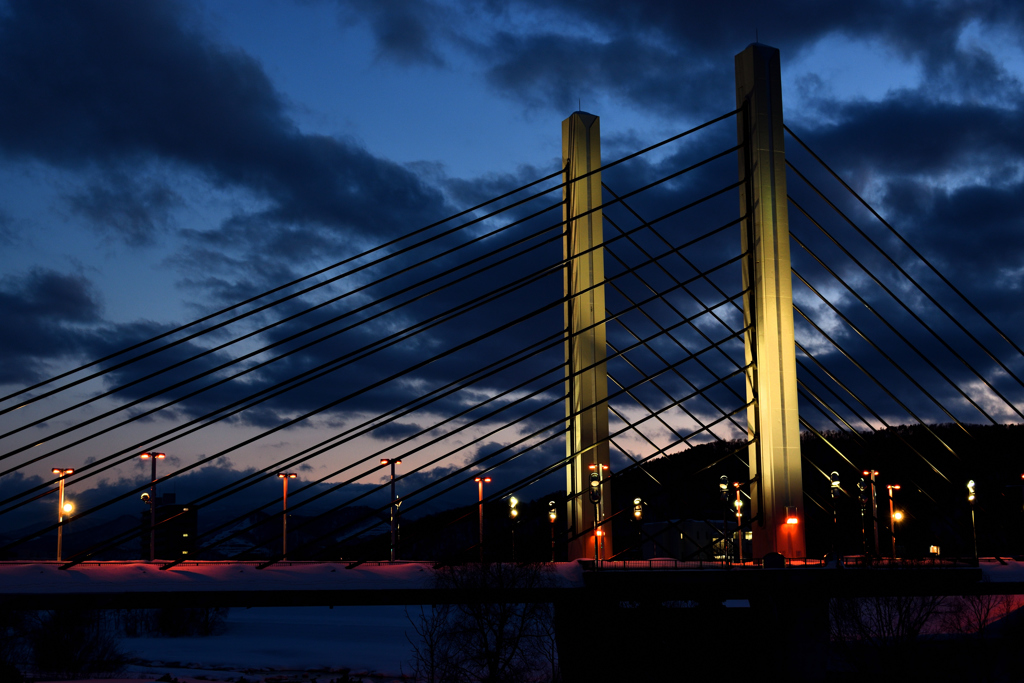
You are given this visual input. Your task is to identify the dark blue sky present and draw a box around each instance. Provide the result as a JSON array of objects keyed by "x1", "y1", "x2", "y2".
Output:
[{"x1": 1, "y1": 0, "x2": 1022, "y2": 529}]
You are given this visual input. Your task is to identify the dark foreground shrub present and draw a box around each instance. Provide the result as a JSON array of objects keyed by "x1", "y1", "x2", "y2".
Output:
[{"x1": 29, "y1": 609, "x2": 127, "y2": 679}]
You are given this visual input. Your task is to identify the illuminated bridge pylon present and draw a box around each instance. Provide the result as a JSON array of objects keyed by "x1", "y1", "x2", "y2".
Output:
[{"x1": 561, "y1": 44, "x2": 807, "y2": 561}]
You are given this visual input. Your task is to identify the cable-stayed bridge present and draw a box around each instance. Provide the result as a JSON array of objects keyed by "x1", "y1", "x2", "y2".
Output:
[{"x1": 3, "y1": 43, "x2": 1024, "y2": 642}]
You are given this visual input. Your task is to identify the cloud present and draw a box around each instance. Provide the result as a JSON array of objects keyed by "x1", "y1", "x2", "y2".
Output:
[
  {"x1": 339, "y1": 0, "x2": 449, "y2": 67},
  {"x1": 65, "y1": 171, "x2": 182, "y2": 246},
  {"x1": 0, "y1": 268, "x2": 102, "y2": 384},
  {"x1": 0, "y1": 0, "x2": 448, "y2": 245}
]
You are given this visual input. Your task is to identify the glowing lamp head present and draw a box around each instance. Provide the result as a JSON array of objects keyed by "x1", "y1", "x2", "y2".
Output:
[
  {"x1": 784, "y1": 506, "x2": 799, "y2": 525},
  {"x1": 277, "y1": 472, "x2": 297, "y2": 479},
  {"x1": 893, "y1": 510, "x2": 904, "y2": 522},
  {"x1": 52, "y1": 467, "x2": 74, "y2": 476},
  {"x1": 510, "y1": 508, "x2": 519, "y2": 518},
  {"x1": 595, "y1": 529, "x2": 604, "y2": 537},
  {"x1": 474, "y1": 477, "x2": 491, "y2": 483},
  {"x1": 719, "y1": 475, "x2": 728, "y2": 492},
  {"x1": 140, "y1": 451, "x2": 165, "y2": 460},
  {"x1": 548, "y1": 501, "x2": 557, "y2": 522},
  {"x1": 61, "y1": 502, "x2": 74, "y2": 515},
  {"x1": 967, "y1": 479, "x2": 976, "y2": 502}
]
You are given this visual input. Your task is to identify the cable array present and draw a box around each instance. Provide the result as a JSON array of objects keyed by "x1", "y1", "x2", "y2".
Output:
[{"x1": 1, "y1": 111, "x2": 749, "y2": 565}]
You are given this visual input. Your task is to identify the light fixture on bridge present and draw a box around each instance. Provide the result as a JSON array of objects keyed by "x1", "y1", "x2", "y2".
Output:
[
  {"x1": 548, "y1": 501, "x2": 557, "y2": 562},
  {"x1": 509, "y1": 496, "x2": 519, "y2": 519},
  {"x1": 474, "y1": 477, "x2": 490, "y2": 562},
  {"x1": 140, "y1": 451, "x2": 165, "y2": 562},
  {"x1": 886, "y1": 484, "x2": 902, "y2": 558},
  {"x1": 52, "y1": 467, "x2": 74, "y2": 562},
  {"x1": 632, "y1": 497, "x2": 643, "y2": 521},
  {"x1": 784, "y1": 506, "x2": 799, "y2": 525},
  {"x1": 277, "y1": 472, "x2": 298, "y2": 560},
  {"x1": 380, "y1": 460, "x2": 402, "y2": 562},
  {"x1": 967, "y1": 479, "x2": 978, "y2": 561}
]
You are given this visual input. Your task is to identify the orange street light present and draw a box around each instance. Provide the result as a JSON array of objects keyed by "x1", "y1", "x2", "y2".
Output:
[
  {"x1": 277, "y1": 472, "x2": 297, "y2": 559},
  {"x1": 474, "y1": 477, "x2": 491, "y2": 562},
  {"x1": 886, "y1": 484, "x2": 901, "y2": 558},
  {"x1": 52, "y1": 468, "x2": 74, "y2": 562},
  {"x1": 140, "y1": 451, "x2": 165, "y2": 561}
]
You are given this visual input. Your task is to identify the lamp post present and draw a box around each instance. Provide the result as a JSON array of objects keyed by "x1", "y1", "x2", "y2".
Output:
[
  {"x1": 509, "y1": 496, "x2": 519, "y2": 561},
  {"x1": 863, "y1": 470, "x2": 880, "y2": 557},
  {"x1": 968, "y1": 479, "x2": 978, "y2": 560},
  {"x1": 474, "y1": 476, "x2": 490, "y2": 562},
  {"x1": 857, "y1": 476, "x2": 868, "y2": 555},
  {"x1": 632, "y1": 497, "x2": 644, "y2": 560},
  {"x1": 140, "y1": 451, "x2": 165, "y2": 561},
  {"x1": 719, "y1": 475, "x2": 730, "y2": 561},
  {"x1": 381, "y1": 459, "x2": 402, "y2": 561},
  {"x1": 52, "y1": 468, "x2": 74, "y2": 562},
  {"x1": 589, "y1": 464, "x2": 608, "y2": 562},
  {"x1": 548, "y1": 501, "x2": 557, "y2": 562},
  {"x1": 886, "y1": 484, "x2": 901, "y2": 558},
  {"x1": 830, "y1": 471, "x2": 841, "y2": 559},
  {"x1": 277, "y1": 472, "x2": 297, "y2": 559},
  {"x1": 733, "y1": 483, "x2": 744, "y2": 563}
]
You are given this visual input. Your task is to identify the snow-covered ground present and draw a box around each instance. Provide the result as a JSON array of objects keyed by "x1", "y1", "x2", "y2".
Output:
[
  {"x1": 34, "y1": 605, "x2": 421, "y2": 682},
  {"x1": 118, "y1": 605, "x2": 416, "y2": 681}
]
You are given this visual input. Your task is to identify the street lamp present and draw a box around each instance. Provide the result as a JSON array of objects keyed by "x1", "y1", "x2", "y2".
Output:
[
  {"x1": 140, "y1": 451, "x2": 165, "y2": 561},
  {"x1": 830, "y1": 471, "x2": 841, "y2": 559},
  {"x1": 733, "y1": 483, "x2": 744, "y2": 563},
  {"x1": 381, "y1": 459, "x2": 402, "y2": 561},
  {"x1": 508, "y1": 496, "x2": 519, "y2": 561},
  {"x1": 52, "y1": 468, "x2": 74, "y2": 562},
  {"x1": 548, "y1": 501, "x2": 557, "y2": 562},
  {"x1": 474, "y1": 476, "x2": 490, "y2": 562},
  {"x1": 968, "y1": 479, "x2": 978, "y2": 560},
  {"x1": 589, "y1": 463, "x2": 608, "y2": 562},
  {"x1": 277, "y1": 472, "x2": 297, "y2": 560},
  {"x1": 862, "y1": 470, "x2": 880, "y2": 556},
  {"x1": 886, "y1": 484, "x2": 901, "y2": 558}
]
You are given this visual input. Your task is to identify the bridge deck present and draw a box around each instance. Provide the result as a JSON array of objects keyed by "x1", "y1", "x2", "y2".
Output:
[{"x1": 1, "y1": 559, "x2": 1021, "y2": 609}]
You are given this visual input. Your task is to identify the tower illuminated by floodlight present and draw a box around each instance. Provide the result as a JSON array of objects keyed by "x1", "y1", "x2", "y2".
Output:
[{"x1": 736, "y1": 43, "x2": 806, "y2": 559}]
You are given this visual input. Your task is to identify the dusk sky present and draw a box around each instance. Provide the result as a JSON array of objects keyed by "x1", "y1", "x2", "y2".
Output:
[{"x1": 1, "y1": 0, "x2": 1023, "y2": 540}]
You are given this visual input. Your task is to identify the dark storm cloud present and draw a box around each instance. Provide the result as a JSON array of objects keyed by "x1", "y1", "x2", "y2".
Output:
[
  {"x1": 65, "y1": 172, "x2": 182, "y2": 247},
  {"x1": 481, "y1": 33, "x2": 720, "y2": 116},
  {"x1": 0, "y1": 209, "x2": 17, "y2": 246},
  {"x1": 0, "y1": 269, "x2": 102, "y2": 384},
  {"x1": 0, "y1": 0, "x2": 447, "y2": 243},
  {"x1": 792, "y1": 96, "x2": 1024, "y2": 179},
  {"x1": 339, "y1": 0, "x2": 448, "y2": 67}
]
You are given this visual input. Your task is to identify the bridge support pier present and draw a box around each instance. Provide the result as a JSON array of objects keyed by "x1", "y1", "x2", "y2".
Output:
[
  {"x1": 736, "y1": 43, "x2": 806, "y2": 560},
  {"x1": 562, "y1": 111, "x2": 612, "y2": 560}
]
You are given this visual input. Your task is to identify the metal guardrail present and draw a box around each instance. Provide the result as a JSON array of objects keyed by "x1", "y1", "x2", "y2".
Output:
[{"x1": 581, "y1": 555, "x2": 1020, "y2": 570}]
